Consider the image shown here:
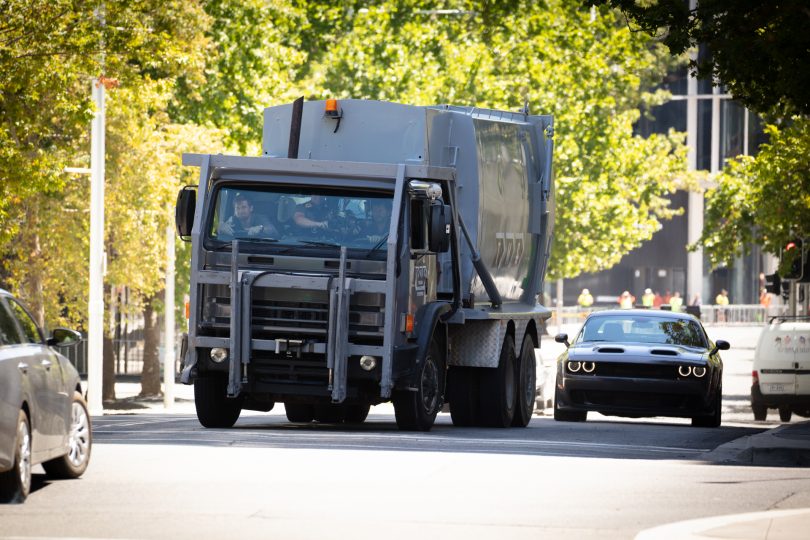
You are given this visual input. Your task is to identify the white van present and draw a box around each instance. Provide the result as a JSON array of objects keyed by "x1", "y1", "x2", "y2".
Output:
[{"x1": 751, "y1": 316, "x2": 810, "y2": 422}]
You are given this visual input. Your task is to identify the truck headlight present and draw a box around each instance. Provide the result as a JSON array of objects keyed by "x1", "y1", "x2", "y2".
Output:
[
  {"x1": 359, "y1": 356, "x2": 377, "y2": 371},
  {"x1": 210, "y1": 348, "x2": 229, "y2": 363}
]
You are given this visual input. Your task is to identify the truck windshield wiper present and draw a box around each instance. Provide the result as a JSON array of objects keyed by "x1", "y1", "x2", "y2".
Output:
[
  {"x1": 298, "y1": 240, "x2": 341, "y2": 248},
  {"x1": 365, "y1": 234, "x2": 389, "y2": 258},
  {"x1": 235, "y1": 236, "x2": 280, "y2": 243}
]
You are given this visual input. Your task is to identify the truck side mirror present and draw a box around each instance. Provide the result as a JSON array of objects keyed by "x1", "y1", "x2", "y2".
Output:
[
  {"x1": 428, "y1": 203, "x2": 451, "y2": 253},
  {"x1": 175, "y1": 186, "x2": 197, "y2": 241}
]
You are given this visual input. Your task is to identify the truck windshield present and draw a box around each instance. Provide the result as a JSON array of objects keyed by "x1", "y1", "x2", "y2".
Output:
[{"x1": 206, "y1": 185, "x2": 393, "y2": 254}]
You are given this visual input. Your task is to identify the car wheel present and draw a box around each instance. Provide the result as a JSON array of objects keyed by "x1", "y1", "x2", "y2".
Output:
[
  {"x1": 344, "y1": 404, "x2": 371, "y2": 424},
  {"x1": 394, "y1": 338, "x2": 444, "y2": 431},
  {"x1": 512, "y1": 335, "x2": 537, "y2": 427},
  {"x1": 194, "y1": 374, "x2": 243, "y2": 428},
  {"x1": 692, "y1": 384, "x2": 722, "y2": 428},
  {"x1": 42, "y1": 392, "x2": 92, "y2": 479},
  {"x1": 778, "y1": 406, "x2": 792, "y2": 423},
  {"x1": 285, "y1": 403, "x2": 314, "y2": 423},
  {"x1": 751, "y1": 398, "x2": 767, "y2": 421},
  {"x1": 448, "y1": 366, "x2": 479, "y2": 427},
  {"x1": 553, "y1": 386, "x2": 587, "y2": 422},
  {"x1": 478, "y1": 335, "x2": 517, "y2": 427},
  {"x1": 0, "y1": 410, "x2": 31, "y2": 503}
]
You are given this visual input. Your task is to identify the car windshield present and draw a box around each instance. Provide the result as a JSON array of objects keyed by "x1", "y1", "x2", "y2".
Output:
[
  {"x1": 577, "y1": 315, "x2": 708, "y2": 348},
  {"x1": 206, "y1": 185, "x2": 393, "y2": 255}
]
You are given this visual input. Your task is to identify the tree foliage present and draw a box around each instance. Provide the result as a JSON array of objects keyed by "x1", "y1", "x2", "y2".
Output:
[
  {"x1": 698, "y1": 118, "x2": 810, "y2": 273},
  {"x1": 302, "y1": 0, "x2": 690, "y2": 278},
  {"x1": 590, "y1": 0, "x2": 810, "y2": 115}
]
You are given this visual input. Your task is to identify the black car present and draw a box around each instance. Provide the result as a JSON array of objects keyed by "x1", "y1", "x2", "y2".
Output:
[{"x1": 553, "y1": 310, "x2": 728, "y2": 427}]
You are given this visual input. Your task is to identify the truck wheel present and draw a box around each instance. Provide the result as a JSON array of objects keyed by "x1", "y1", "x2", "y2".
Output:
[
  {"x1": 448, "y1": 366, "x2": 479, "y2": 427},
  {"x1": 194, "y1": 374, "x2": 242, "y2": 428},
  {"x1": 344, "y1": 404, "x2": 371, "y2": 424},
  {"x1": 779, "y1": 406, "x2": 792, "y2": 422},
  {"x1": 751, "y1": 398, "x2": 767, "y2": 421},
  {"x1": 512, "y1": 335, "x2": 537, "y2": 427},
  {"x1": 553, "y1": 386, "x2": 586, "y2": 422},
  {"x1": 0, "y1": 410, "x2": 31, "y2": 503},
  {"x1": 393, "y1": 339, "x2": 444, "y2": 431},
  {"x1": 42, "y1": 392, "x2": 92, "y2": 479},
  {"x1": 478, "y1": 335, "x2": 517, "y2": 427},
  {"x1": 314, "y1": 404, "x2": 345, "y2": 423},
  {"x1": 285, "y1": 403, "x2": 314, "y2": 423}
]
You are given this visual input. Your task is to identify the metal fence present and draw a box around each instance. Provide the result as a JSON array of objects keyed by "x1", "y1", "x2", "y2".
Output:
[
  {"x1": 548, "y1": 304, "x2": 789, "y2": 327},
  {"x1": 62, "y1": 334, "x2": 181, "y2": 377}
]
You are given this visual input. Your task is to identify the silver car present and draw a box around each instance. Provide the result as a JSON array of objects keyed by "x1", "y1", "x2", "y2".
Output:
[{"x1": 0, "y1": 289, "x2": 91, "y2": 503}]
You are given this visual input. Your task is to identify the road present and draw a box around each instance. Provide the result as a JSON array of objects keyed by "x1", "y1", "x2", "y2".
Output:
[{"x1": 1, "y1": 325, "x2": 809, "y2": 539}]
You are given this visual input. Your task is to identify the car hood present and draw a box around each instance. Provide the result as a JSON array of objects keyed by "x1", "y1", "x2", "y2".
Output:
[{"x1": 567, "y1": 343, "x2": 708, "y2": 365}]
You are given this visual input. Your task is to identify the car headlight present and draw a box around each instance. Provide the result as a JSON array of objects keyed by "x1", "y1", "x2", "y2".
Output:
[
  {"x1": 692, "y1": 366, "x2": 707, "y2": 378},
  {"x1": 678, "y1": 365, "x2": 692, "y2": 377},
  {"x1": 568, "y1": 361, "x2": 581, "y2": 373}
]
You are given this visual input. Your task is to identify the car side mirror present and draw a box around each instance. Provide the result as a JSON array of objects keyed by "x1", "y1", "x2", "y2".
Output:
[
  {"x1": 175, "y1": 186, "x2": 197, "y2": 241},
  {"x1": 555, "y1": 333, "x2": 569, "y2": 347},
  {"x1": 47, "y1": 328, "x2": 82, "y2": 348},
  {"x1": 428, "y1": 203, "x2": 451, "y2": 253},
  {"x1": 710, "y1": 339, "x2": 730, "y2": 356}
]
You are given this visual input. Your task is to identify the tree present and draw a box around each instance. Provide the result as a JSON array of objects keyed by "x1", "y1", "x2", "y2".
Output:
[
  {"x1": 302, "y1": 0, "x2": 690, "y2": 278},
  {"x1": 698, "y1": 118, "x2": 810, "y2": 274},
  {"x1": 590, "y1": 0, "x2": 810, "y2": 115}
]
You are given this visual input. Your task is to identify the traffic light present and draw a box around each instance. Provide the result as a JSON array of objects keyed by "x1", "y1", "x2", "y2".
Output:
[
  {"x1": 764, "y1": 272, "x2": 781, "y2": 294},
  {"x1": 782, "y1": 239, "x2": 808, "y2": 281}
]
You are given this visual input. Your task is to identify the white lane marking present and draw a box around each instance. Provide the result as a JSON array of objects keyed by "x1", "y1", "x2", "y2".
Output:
[{"x1": 94, "y1": 430, "x2": 707, "y2": 454}]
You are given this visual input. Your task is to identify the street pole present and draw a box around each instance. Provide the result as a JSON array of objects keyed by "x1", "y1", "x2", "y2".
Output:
[
  {"x1": 164, "y1": 217, "x2": 175, "y2": 409},
  {"x1": 87, "y1": 78, "x2": 105, "y2": 416}
]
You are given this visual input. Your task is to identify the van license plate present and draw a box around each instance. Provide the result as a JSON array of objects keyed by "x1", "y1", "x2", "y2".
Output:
[{"x1": 769, "y1": 383, "x2": 785, "y2": 393}]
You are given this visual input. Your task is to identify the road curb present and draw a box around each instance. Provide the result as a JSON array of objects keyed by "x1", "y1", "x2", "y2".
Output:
[{"x1": 703, "y1": 421, "x2": 810, "y2": 467}]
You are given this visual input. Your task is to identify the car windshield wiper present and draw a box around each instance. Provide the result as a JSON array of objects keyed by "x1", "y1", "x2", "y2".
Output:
[
  {"x1": 298, "y1": 240, "x2": 341, "y2": 248},
  {"x1": 365, "y1": 234, "x2": 389, "y2": 258}
]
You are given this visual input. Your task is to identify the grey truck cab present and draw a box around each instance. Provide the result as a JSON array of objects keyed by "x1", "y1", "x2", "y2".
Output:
[{"x1": 176, "y1": 99, "x2": 554, "y2": 431}]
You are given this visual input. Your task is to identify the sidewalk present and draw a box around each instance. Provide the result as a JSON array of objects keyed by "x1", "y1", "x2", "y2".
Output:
[{"x1": 635, "y1": 508, "x2": 810, "y2": 540}]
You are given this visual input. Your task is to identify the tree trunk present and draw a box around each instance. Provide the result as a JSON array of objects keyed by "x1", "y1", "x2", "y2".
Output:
[
  {"x1": 140, "y1": 292, "x2": 162, "y2": 397},
  {"x1": 102, "y1": 334, "x2": 117, "y2": 402}
]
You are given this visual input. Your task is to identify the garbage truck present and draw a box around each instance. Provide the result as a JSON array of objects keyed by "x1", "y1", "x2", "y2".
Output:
[{"x1": 175, "y1": 98, "x2": 555, "y2": 431}]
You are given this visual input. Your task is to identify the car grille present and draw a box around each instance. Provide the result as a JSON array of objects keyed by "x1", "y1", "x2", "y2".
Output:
[
  {"x1": 592, "y1": 362, "x2": 679, "y2": 379},
  {"x1": 572, "y1": 390, "x2": 698, "y2": 410}
]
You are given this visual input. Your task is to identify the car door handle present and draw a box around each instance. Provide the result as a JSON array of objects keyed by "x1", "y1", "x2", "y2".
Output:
[
  {"x1": 18, "y1": 362, "x2": 28, "y2": 374},
  {"x1": 42, "y1": 359, "x2": 52, "y2": 370}
]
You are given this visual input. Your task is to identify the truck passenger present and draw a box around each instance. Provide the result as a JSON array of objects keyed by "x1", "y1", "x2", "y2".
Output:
[{"x1": 294, "y1": 195, "x2": 331, "y2": 230}]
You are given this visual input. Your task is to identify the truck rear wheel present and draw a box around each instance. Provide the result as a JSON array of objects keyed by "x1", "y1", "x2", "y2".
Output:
[
  {"x1": 449, "y1": 366, "x2": 479, "y2": 427},
  {"x1": 285, "y1": 403, "x2": 314, "y2": 423},
  {"x1": 394, "y1": 339, "x2": 444, "y2": 431},
  {"x1": 512, "y1": 335, "x2": 537, "y2": 427},
  {"x1": 313, "y1": 404, "x2": 345, "y2": 423},
  {"x1": 779, "y1": 406, "x2": 792, "y2": 422},
  {"x1": 478, "y1": 335, "x2": 516, "y2": 427},
  {"x1": 194, "y1": 374, "x2": 243, "y2": 428}
]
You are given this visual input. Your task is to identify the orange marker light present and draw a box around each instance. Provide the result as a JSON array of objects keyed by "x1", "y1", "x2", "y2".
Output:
[
  {"x1": 325, "y1": 99, "x2": 339, "y2": 115},
  {"x1": 405, "y1": 313, "x2": 414, "y2": 333}
]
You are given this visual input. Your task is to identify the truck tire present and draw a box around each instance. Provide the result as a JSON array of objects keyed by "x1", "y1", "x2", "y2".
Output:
[
  {"x1": 314, "y1": 404, "x2": 345, "y2": 423},
  {"x1": 512, "y1": 335, "x2": 537, "y2": 427},
  {"x1": 393, "y1": 339, "x2": 444, "y2": 431},
  {"x1": 344, "y1": 404, "x2": 371, "y2": 424},
  {"x1": 478, "y1": 335, "x2": 517, "y2": 427},
  {"x1": 0, "y1": 410, "x2": 31, "y2": 503},
  {"x1": 448, "y1": 366, "x2": 479, "y2": 427},
  {"x1": 42, "y1": 392, "x2": 92, "y2": 479},
  {"x1": 194, "y1": 374, "x2": 242, "y2": 428},
  {"x1": 285, "y1": 403, "x2": 314, "y2": 423},
  {"x1": 779, "y1": 406, "x2": 792, "y2": 422},
  {"x1": 751, "y1": 398, "x2": 767, "y2": 421}
]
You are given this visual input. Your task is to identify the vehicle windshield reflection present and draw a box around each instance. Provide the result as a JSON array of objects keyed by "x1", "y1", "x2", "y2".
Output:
[{"x1": 578, "y1": 315, "x2": 708, "y2": 348}]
